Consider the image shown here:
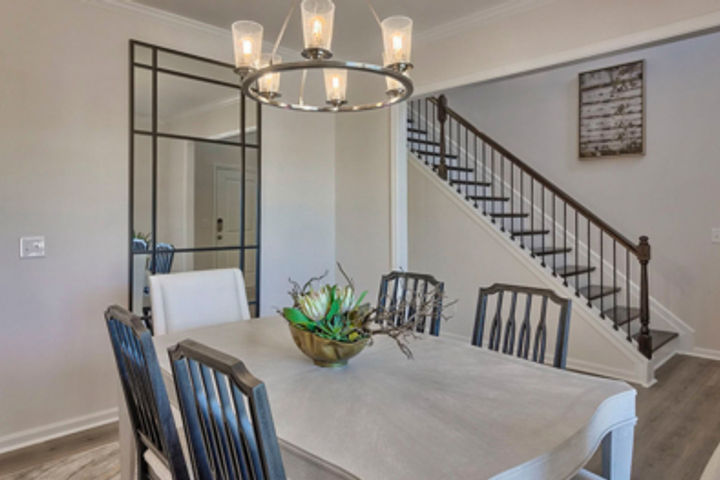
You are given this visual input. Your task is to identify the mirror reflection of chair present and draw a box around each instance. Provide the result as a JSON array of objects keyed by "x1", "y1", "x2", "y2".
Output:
[
  {"x1": 149, "y1": 242, "x2": 175, "y2": 275},
  {"x1": 104, "y1": 305, "x2": 191, "y2": 480},
  {"x1": 149, "y1": 268, "x2": 251, "y2": 335},
  {"x1": 377, "y1": 271, "x2": 445, "y2": 336},
  {"x1": 472, "y1": 283, "x2": 572, "y2": 369}
]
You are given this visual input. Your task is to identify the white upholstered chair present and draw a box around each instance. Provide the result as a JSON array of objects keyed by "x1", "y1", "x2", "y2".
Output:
[
  {"x1": 701, "y1": 443, "x2": 720, "y2": 480},
  {"x1": 149, "y1": 268, "x2": 251, "y2": 335}
]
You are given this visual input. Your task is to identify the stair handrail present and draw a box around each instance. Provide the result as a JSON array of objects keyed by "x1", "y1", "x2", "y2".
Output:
[
  {"x1": 418, "y1": 95, "x2": 653, "y2": 358},
  {"x1": 429, "y1": 96, "x2": 638, "y2": 254}
]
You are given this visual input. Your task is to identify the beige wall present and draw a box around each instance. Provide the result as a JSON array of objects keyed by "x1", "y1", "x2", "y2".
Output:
[
  {"x1": 413, "y1": 0, "x2": 720, "y2": 93},
  {"x1": 444, "y1": 30, "x2": 720, "y2": 352},
  {"x1": 0, "y1": 0, "x2": 335, "y2": 450},
  {"x1": 334, "y1": 109, "x2": 392, "y2": 301}
]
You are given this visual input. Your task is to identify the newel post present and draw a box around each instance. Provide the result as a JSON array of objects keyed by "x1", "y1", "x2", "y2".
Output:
[
  {"x1": 437, "y1": 94, "x2": 448, "y2": 180},
  {"x1": 637, "y1": 236, "x2": 653, "y2": 359}
]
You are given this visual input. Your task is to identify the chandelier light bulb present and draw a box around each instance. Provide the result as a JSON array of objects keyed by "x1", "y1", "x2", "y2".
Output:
[
  {"x1": 232, "y1": 20, "x2": 263, "y2": 71},
  {"x1": 301, "y1": 0, "x2": 335, "y2": 55},
  {"x1": 323, "y1": 68, "x2": 347, "y2": 106},
  {"x1": 381, "y1": 16, "x2": 413, "y2": 68},
  {"x1": 255, "y1": 53, "x2": 282, "y2": 98}
]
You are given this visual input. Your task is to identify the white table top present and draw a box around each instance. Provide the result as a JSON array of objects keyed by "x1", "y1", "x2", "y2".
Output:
[{"x1": 154, "y1": 316, "x2": 636, "y2": 480}]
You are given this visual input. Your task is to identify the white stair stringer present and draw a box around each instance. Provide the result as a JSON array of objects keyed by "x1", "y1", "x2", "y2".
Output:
[{"x1": 408, "y1": 152, "x2": 658, "y2": 386}]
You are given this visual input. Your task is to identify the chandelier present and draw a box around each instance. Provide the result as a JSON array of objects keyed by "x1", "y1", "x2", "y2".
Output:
[{"x1": 232, "y1": 0, "x2": 414, "y2": 113}]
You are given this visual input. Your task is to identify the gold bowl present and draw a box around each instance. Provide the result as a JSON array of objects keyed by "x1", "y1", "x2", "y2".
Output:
[{"x1": 287, "y1": 323, "x2": 370, "y2": 368}]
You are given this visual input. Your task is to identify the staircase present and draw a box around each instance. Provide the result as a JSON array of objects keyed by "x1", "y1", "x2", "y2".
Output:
[{"x1": 407, "y1": 95, "x2": 678, "y2": 359}]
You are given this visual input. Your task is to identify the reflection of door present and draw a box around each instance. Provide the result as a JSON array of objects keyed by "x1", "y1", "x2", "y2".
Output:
[
  {"x1": 214, "y1": 167, "x2": 242, "y2": 269},
  {"x1": 213, "y1": 164, "x2": 257, "y2": 295}
]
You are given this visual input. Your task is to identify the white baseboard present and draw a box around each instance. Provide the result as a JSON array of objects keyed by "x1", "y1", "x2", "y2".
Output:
[
  {"x1": 682, "y1": 347, "x2": 720, "y2": 362},
  {"x1": 0, "y1": 408, "x2": 118, "y2": 455}
]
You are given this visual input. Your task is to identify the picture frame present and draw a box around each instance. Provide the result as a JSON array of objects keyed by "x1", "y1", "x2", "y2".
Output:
[{"x1": 578, "y1": 60, "x2": 645, "y2": 158}]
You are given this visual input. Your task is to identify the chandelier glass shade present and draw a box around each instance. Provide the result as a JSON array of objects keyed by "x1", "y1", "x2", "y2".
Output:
[{"x1": 232, "y1": 0, "x2": 414, "y2": 113}]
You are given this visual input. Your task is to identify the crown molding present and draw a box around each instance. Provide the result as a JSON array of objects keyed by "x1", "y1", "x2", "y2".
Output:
[
  {"x1": 416, "y1": 0, "x2": 559, "y2": 44},
  {"x1": 82, "y1": 0, "x2": 297, "y2": 59}
]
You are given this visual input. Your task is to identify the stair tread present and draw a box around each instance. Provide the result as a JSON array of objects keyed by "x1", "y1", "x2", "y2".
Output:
[
  {"x1": 468, "y1": 195, "x2": 510, "y2": 201},
  {"x1": 490, "y1": 212, "x2": 528, "y2": 218},
  {"x1": 578, "y1": 284, "x2": 621, "y2": 300},
  {"x1": 509, "y1": 229, "x2": 550, "y2": 236},
  {"x1": 450, "y1": 179, "x2": 492, "y2": 186},
  {"x1": 555, "y1": 264, "x2": 596, "y2": 277},
  {"x1": 408, "y1": 138, "x2": 441, "y2": 146},
  {"x1": 407, "y1": 128, "x2": 427, "y2": 135},
  {"x1": 633, "y1": 329, "x2": 678, "y2": 352},
  {"x1": 532, "y1": 246, "x2": 572, "y2": 256},
  {"x1": 413, "y1": 149, "x2": 459, "y2": 159},
  {"x1": 603, "y1": 306, "x2": 640, "y2": 325},
  {"x1": 432, "y1": 164, "x2": 473, "y2": 172}
]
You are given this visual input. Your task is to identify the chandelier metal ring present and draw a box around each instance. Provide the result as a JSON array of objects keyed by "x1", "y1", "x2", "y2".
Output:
[{"x1": 241, "y1": 59, "x2": 414, "y2": 113}]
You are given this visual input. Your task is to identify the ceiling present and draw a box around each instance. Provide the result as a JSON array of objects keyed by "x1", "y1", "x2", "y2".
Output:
[{"x1": 134, "y1": 0, "x2": 514, "y2": 59}]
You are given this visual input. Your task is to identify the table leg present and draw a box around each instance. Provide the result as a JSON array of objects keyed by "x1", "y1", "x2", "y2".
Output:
[{"x1": 601, "y1": 422, "x2": 635, "y2": 480}]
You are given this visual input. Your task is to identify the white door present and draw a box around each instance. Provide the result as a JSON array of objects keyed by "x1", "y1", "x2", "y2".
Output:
[{"x1": 213, "y1": 164, "x2": 257, "y2": 297}]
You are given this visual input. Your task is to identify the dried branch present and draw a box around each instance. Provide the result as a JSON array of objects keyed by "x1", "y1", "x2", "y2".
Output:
[{"x1": 336, "y1": 262, "x2": 355, "y2": 291}]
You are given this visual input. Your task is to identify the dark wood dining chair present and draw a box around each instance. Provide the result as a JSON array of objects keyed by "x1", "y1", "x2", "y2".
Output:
[
  {"x1": 168, "y1": 339, "x2": 287, "y2": 480},
  {"x1": 471, "y1": 284, "x2": 572, "y2": 369},
  {"x1": 377, "y1": 271, "x2": 445, "y2": 336},
  {"x1": 105, "y1": 305, "x2": 190, "y2": 480}
]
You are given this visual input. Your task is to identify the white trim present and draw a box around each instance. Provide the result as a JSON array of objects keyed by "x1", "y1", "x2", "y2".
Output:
[
  {"x1": 415, "y1": 11, "x2": 720, "y2": 96},
  {"x1": 84, "y1": 0, "x2": 297, "y2": 59},
  {"x1": 683, "y1": 347, "x2": 720, "y2": 362},
  {"x1": 410, "y1": 155, "x2": 654, "y2": 386},
  {"x1": 0, "y1": 408, "x2": 118, "y2": 455},
  {"x1": 416, "y1": 0, "x2": 558, "y2": 43},
  {"x1": 389, "y1": 104, "x2": 408, "y2": 271}
]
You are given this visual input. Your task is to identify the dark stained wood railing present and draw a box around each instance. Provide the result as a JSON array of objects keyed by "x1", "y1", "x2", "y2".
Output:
[{"x1": 407, "y1": 95, "x2": 653, "y2": 358}]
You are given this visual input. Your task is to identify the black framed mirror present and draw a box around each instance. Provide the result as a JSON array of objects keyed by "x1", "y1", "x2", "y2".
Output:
[{"x1": 129, "y1": 40, "x2": 262, "y2": 322}]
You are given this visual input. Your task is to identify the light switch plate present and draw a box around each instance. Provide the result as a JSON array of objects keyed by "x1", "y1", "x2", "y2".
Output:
[
  {"x1": 20, "y1": 236, "x2": 45, "y2": 258},
  {"x1": 713, "y1": 228, "x2": 720, "y2": 244}
]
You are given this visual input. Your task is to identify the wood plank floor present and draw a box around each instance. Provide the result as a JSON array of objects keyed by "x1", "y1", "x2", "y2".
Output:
[
  {"x1": 1, "y1": 354, "x2": 719, "y2": 479},
  {"x1": 0, "y1": 423, "x2": 118, "y2": 477},
  {"x1": 585, "y1": 354, "x2": 720, "y2": 479}
]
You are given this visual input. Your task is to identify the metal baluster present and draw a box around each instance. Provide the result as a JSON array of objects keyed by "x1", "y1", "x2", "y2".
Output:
[
  {"x1": 600, "y1": 231, "x2": 604, "y2": 317},
  {"x1": 552, "y1": 192, "x2": 557, "y2": 277},
  {"x1": 510, "y1": 163, "x2": 515, "y2": 232},
  {"x1": 490, "y1": 150, "x2": 495, "y2": 221},
  {"x1": 473, "y1": 136, "x2": 478, "y2": 208},
  {"x1": 540, "y1": 186, "x2": 545, "y2": 266},
  {"x1": 482, "y1": 143, "x2": 487, "y2": 215},
  {"x1": 464, "y1": 127, "x2": 469, "y2": 195},
  {"x1": 530, "y1": 179, "x2": 534, "y2": 255},
  {"x1": 626, "y1": 250, "x2": 631, "y2": 341},
  {"x1": 587, "y1": 218, "x2": 592, "y2": 307},
  {"x1": 613, "y1": 239, "x2": 618, "y2": 330},
  {"x1": 575, "y1": 210, "x2": 579, "y2": 296},
  {"x1": 563, "y1": 202, "x2": 568, "y2": 285},
  {"x1": 519, "y1": 171, "x2": 524, "y2": 247}
]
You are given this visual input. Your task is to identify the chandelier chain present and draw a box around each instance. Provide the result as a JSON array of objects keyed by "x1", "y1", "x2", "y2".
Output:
[{"x1": 272, "y1": 0, "x2": 301, "y2": 57}]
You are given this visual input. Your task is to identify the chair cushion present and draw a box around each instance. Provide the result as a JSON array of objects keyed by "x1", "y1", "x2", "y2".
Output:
[{"x1": 150, "y1": 268, "x2": 251, "y2": 335}]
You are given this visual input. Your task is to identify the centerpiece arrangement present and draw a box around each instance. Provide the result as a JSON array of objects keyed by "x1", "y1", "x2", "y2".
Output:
[{"x1": 281, "y1": 265, "x2": 452, "y2": 367}]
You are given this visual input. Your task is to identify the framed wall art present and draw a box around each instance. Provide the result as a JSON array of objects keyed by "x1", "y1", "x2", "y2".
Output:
[{"x1": 578, "y1": 60, "x2": 645, "y2": 158}]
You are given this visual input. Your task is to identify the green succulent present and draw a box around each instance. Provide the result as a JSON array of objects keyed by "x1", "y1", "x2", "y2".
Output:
[{"x1": 283, "y1": 284, "x2": 369, "y2": 343}]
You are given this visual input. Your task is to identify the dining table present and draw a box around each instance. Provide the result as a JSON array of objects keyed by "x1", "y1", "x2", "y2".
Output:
[{"x1": 118, "y1": 315, "x2": 637, "y2": 480}]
